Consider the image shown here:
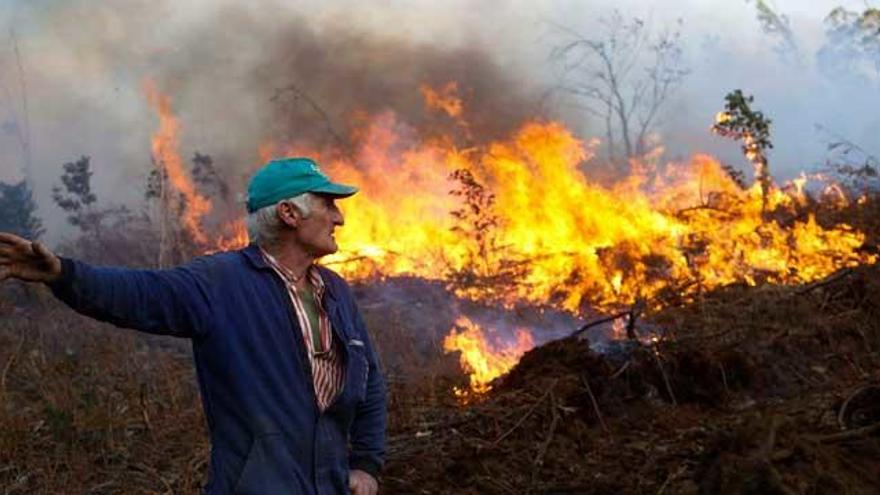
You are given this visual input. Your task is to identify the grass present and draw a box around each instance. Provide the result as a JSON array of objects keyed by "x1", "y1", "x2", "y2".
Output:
[{"x1": 1, "y1": 292, "x2": 207, "y2": 494}]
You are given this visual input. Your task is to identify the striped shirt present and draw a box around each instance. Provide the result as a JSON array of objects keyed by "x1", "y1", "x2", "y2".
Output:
[{"x1": 261, "y1": 249, "x2": 345, "y2": 412}]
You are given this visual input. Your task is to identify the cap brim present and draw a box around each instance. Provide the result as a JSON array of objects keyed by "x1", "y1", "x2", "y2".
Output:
[{"x1": 310, "y1": 182, "x2": 359, "y2": 198}]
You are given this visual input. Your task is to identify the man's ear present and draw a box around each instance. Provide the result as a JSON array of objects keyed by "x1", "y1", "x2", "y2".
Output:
[{"x1": 277, "y1": 201, "x2": 301, "y2": 228}]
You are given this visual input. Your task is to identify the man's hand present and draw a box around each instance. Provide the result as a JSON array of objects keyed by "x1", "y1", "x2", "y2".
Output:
[
  {"x1": 0, "y1": 233, "x2": 62, "y2": 284},
  {"x1": 349, "y1": 469, "x2": 378, "y2": 495}
]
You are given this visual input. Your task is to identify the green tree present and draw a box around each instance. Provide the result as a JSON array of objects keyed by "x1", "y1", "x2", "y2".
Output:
[
  {"x1": 191, "y1": 152, "x2": 229, "y2": 200},
  {"x1": 712, "y1": 90, "x2": 773, "y2": 212},
  {"x1": 52, "y1": 155, "x2": 159, "y2": 265},
  {"x1": 52, "y1": 155, "x2": 97, "y2": 229},
  {"x1": 0, "y1": 179, "x2": 43, "y2": 239}
]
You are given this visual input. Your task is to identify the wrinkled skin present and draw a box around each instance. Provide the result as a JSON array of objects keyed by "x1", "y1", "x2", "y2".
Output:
[
  {"x1": 263, "y1": 193, "x2": 346, "y2": 287},
  {"x1": 349, "y1": 469, "x2": 379, "y2": 495},
  {"x1": 283, "y1": 193, "x2": 345, "y2": 258},
  {"x1": 0, "y1": 232, "x2": 61, "y2": 283}
]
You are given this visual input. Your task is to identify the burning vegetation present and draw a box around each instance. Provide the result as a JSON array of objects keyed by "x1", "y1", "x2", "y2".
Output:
[
  {"x1": 3, "y1": 4, "x2": 880, "y2": 491},
  {"x1": 256, "y1": 83, "x2": 875, "y2": 396}
]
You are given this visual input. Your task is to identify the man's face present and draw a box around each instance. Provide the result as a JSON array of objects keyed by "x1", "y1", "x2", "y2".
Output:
[{"x1": 293, "y1": 194, "x2": 345, "y2": 257}]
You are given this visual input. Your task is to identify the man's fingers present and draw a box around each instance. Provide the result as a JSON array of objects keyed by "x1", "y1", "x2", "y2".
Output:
[
  {"x1": 0, "y1": 232, "x2": 28, "y2": 248},
  {"x1": 349, "y1": 473, "x2": 361, "y2": 494},
  {"x1": 0, "y1": 249, "x2": 32, "y2": 265},
  {"x1": 0, "y1": 240, "x2": 55, "y2": 261},
  {"x1": 0, "y1": 243, "x2": 39, "y2": 262},
  {"x1": 31, "y1": 241, "x2": 53, "y2": 260},
  {"x1": 349, "y1": 471, "x2": 378, "y2": 495},
  {"x1": 0, "y1": 234, "x2": 33, "y2": 258}
]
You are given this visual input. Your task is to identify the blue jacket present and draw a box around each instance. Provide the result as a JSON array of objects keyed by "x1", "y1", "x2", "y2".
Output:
[{"x1": 49, "y1": 244, "x2": 387, "y2": 494}]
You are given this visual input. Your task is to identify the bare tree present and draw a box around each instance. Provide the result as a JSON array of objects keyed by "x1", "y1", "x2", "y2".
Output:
[
  {"x1": 817, "y1": 6, "x2": 880, "y2": 81},
  {"x1": 549, "y1": 11, "x2": 689, "y2": 164},
  {"x1": 746, "y1": 0, "x2": 801, "y2": 64},
  {"x1": 1, "y1": 29, "x2": 33, "y2": 183},
  {"x1": 816, "y1": 124, "x2": 880, "y2": 194}
]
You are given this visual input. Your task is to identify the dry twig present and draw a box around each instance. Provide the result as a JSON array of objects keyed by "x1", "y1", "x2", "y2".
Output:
[
  {"x1": 492, "y1": 382, "x2": 556, "y2": 446},
  {"x1": 531, "y1": 390, "x2": 561, "y2": 487},
  {"x1": 581, "y1": 374, "x2": 610, "y2": 435},
  {"x1": 571, "y1": 310, "x2": 630, "y2": 337},
  {"x1": 811, "y1": 421, "x2": 880, "y2": 444},
  {"x1": 652, "y1": 349, "x2": 678, "y2": 406},
  {"x1": 837, "y1": 385, "x2": 880, "y2": 430},
  {"x1": 1, "y1": 327, "x2": 26, "y2": 402},
  {"x1": 795, "y1": 268, "x2": 853, "y2": 295}
]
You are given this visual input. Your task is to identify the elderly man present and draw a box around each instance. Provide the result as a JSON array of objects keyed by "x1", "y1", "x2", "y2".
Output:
[{"x1": 0, "y1": 157, "x2": 387, "y2": 495}]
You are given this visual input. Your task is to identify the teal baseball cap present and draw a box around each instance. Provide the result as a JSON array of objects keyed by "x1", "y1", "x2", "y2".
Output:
[{"x1": 246, "y1": 157, "x2": 358, "y2": 213}]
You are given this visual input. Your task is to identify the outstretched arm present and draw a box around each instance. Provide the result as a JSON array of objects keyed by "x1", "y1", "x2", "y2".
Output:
[{"x1": 1, "y1": 232, "x2": 214, "y2": 338}]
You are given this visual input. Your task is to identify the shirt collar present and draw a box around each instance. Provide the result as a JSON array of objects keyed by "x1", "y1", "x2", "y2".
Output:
[{"x1": 259, "y1": 247, "x2": 325, "y2": 295}]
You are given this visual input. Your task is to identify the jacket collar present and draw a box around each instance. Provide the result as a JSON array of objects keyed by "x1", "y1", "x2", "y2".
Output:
[
  {"x1": 242, "y1": 243, "x2": 272, "y2": 271},
  {"x1": 315, "y1": 265, "x2": 340, "y2": 306}
]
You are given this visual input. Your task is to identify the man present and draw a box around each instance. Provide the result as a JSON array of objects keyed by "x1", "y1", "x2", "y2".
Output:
[{"x1": 0, "y1": 157, "x2": 387, "y2": 495}]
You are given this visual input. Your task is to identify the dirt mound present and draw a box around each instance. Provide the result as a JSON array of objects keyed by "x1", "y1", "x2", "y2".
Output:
[{"x1": 385, "y1": 265, "x2": 880, "y2": 493}]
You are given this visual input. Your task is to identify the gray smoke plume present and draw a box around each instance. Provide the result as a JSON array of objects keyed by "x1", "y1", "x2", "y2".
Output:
[{"x1": 0, "y1": 0, "x2": 550, "y2": 240}]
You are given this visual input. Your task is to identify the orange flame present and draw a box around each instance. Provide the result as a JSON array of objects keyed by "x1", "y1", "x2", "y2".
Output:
[
  {"x1": 144, "y1": 80, "x2": 212, "y2": 245},
  {"x1": 286, "y1": 117, "x2": 875, "y2": 315},
  {"x1": 151, "y1": 83, "x2": 875, "y2": 394},
  {"x1": 420, "y1": 82, "x2": 464, "y2": 118},
  {"x1": 443, "y1": 316, "x2": 534, "y2": 395},
  {"x1": 211, "y1": 219, "x2": 249, "y2": 254}
]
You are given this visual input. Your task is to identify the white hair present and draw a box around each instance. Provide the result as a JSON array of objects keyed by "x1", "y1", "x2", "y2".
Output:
[{"x1": 247, "y1": 192, "x2": 316, "y2": 246}]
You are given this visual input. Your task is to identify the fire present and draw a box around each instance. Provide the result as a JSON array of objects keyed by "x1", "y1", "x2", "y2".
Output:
[
  {"x1": 151, "y1": 81, "x2": 876, "y2": 393},
  {"x1": 211, "y1": 219, "x2": 249, "y2": 254},
  {"x1": 611, "y1": 318, "x2": 627, "y2": 340},
  {"x1": 144, "y1": 80, "x2": 213, "y2": 246},
  {"x1": 420, "y1": 82, "x2": 464, "y2": 119},
  {"x1": 144, "y1": 81, "x2": 248, "y2": 251},
  {"x1": 443, "y1": 316, "x2": 534, "y2": 395},
  {"x1": 148, "y1": 83, "x2": 874, "y2": 309},
  {"x1": 264, "y1": 84, "x2": 875, "y2": 390},
  {"x1": 294, "y1": 118, "x2": 874, "y2": 314}
]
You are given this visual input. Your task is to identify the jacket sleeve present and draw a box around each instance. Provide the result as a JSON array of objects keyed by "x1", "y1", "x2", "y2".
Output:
[
  {"x1": 47, "y1": 256, "x2": 216, "y2": 338},
  {"x1": 348, "y1": 303, "x2": 388, "y2": 478}
]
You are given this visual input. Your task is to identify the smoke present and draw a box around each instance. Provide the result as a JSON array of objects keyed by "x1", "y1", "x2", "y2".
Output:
[
  {"x1": 1, "y1": 0, "x2": 879, "y2": 240},
  {"x1": 620, "y1": 0, "x2": 880, "y2": 177},
  {"x1": 0, "y1": 0, "x2": 551, "y2": 240}
]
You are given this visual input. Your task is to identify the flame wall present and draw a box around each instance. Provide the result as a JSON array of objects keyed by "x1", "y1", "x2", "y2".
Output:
[{"x1": 261, "y1": 107, "x2": 874, "y2": 315}]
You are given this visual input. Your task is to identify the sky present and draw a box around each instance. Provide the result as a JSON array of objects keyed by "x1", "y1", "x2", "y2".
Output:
[{"x1": 0, "y1": 0, "x2": 878, "y2": 236}]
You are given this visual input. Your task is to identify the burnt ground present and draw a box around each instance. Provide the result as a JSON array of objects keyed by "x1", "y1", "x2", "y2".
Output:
[
  {"x1": 383, "y1": 264, "x2": 880, "y2": 494},
  {"x1": 1, "y1": 263, "x2": 880, "y2": 493}
]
